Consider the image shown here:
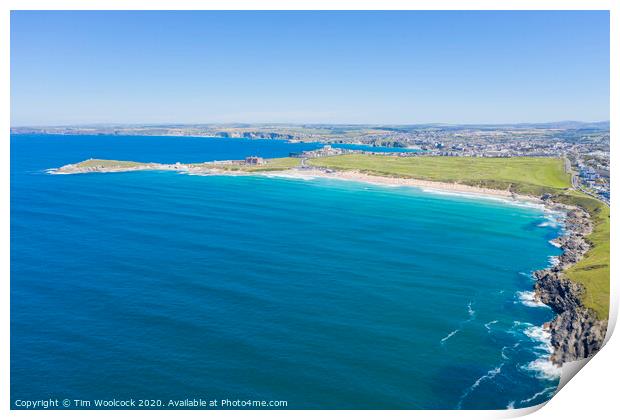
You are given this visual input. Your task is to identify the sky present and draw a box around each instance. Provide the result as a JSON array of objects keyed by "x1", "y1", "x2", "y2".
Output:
[{"x1": 10, "y1": 11, "x2": 610, "y2": 126}]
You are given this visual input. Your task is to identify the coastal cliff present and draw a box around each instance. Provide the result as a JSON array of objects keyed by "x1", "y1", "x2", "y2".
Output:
[{"x1": 534, "y1": 206, "x2": 608, "y2": 364}]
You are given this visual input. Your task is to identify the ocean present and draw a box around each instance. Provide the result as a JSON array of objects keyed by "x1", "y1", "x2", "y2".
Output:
[{"x1": 11, "y1": 134, "x2": 562, "y2": 409}]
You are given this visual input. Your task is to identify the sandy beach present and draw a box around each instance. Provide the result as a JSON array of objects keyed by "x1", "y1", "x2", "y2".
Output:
[{"x1": 270, "y1": 168, "x2": 545, "y2": 203}]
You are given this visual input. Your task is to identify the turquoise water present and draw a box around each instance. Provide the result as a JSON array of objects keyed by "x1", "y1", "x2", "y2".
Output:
[{"x1": 11, "y1": 135, "x2": 562, "y2": 409}]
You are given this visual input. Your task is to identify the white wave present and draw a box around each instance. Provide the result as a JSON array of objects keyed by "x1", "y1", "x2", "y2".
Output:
[
  {"x1": 258, "y1": 172, "x2": 318, "y2": 181},
  {"x1": 457, "y1": 364, "x2": 504, "y2": 408},
  {"x1": 519, "y1": 271, "x2": 535, "y2": 280},
  {"x1": 548, "y1": 239, "x2": 562, "y2": 248},
  {"x1": 501, "y1": 346, "x2": 510, "y2": 360},
  {"x1": 518, "y1": 324, "x2": 560, "y2": 380},
  {"x1": 501, "y1": 342, "x2": 520, "y2": 360},
  {"x1": 520, "y1": 386, "x2": 557, "y2": 405},
  {"x1": 516, "y1": 291, "x2": 549, "y2": 308},
  {"x1": 440, "y1": 329, "x2": 459, "y2": 344},
  {"x1": 538, "y1": 210, "x2": 565, "y2": 229},
  {"x1": 537, "y1": 221, "x2": 555, "y2": 228},
  {"x1": 484, "y1": 320, "x2": 498, "y2": 332},
  {"x1": 420, "y1": 188, "x2": 508, "y2": 202},
  {"x1": 534, "y1": 343, "x2": 552, "y2": 352},
  {"x1": 186, "y1": 172, "x2": 219, "y2": 177},
  {"x1": 521, "y1": 358, "x2": 561, "y2": 380},
  {"x1": 419, "y1": 188, "x2": 548, "y2": 211},
  {"x1": 506, "y1": 401, "x2": 515, "y2": 409},
  {"x1": 467, "y1": 302, "x2": 476, "y2": 319},
  {"x1": 507, "y1": 321, "x2": 534, "y2": 337},
  {"x1": 524, "y1": 325, "x2": 552, "y2": 349},
  {"x1": 548, "y1": 256, "x2": 560, "y2": 267},
  {"x1": 186, "y1": 171, "x2": 249, "y2": 177}
]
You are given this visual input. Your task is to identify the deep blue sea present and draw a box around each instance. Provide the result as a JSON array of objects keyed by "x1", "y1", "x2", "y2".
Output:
[{"x1": 11, "y1": 134, "x2": 562, "y2": 409}]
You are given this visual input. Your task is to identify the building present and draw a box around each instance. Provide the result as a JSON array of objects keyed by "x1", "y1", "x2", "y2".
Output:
[{"x1": 245, "y1": 156, "x2": 265, "y2": 165}]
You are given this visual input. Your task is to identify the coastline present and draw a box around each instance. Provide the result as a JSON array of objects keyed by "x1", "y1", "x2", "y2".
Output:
[
  {"x1": 272, "y1": 169, "x2": 519, "y2": 198},
  {"x1": 533, "y1": 202, "x2": 608, "y2": 364},
  {"x1": 50, "y1": 160, "x2": 607, "y2": 367},
  {"x1": 52, "y1": 163, "x2": 541, "y2": 203}
]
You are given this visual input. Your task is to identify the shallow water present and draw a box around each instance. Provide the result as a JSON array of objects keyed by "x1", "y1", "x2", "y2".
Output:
[{"x1": 11, "y1": 135, "x2": 562, "y2": 409}]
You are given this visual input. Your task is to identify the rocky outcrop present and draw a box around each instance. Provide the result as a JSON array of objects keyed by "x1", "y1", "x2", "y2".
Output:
[
  {"x1": 546, "y1": 307, "x2": 607, "y2": 364},
  {"x1": 533, "y1": 206, "x2": 607, "y2": 365}
]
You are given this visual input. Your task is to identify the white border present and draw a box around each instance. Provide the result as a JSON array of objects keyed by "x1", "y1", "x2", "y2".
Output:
[{"x1": 2, "y1": 1, "x2": 616, "y2": 419}]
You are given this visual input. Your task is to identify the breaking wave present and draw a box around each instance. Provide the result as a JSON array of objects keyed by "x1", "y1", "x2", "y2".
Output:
[
  {"x1": 501, "y1": 342, "x2": 520, "y2": 360},
  {"x1": 538, "y1": 210, "x2": 565, "y2": 229},
  {"x1": 440, "y1": 329, "x2": 459, "y2": 344},
  {"x1": 484, "y1": 320, "x2": 498, "y2": 332},
  {"x1": 516, "y1": 291, "x2": 549, "y2": 308},
  {"x1": 524, "y1": 326, "x2": 553, "y2": 352},
  {"x1": 467, "y1": 301, "x2": 476, "y2": 319},
  {"x1": 521, "y1": 358, "x2": 561, "y2": 380},
  {"x1": 258, "y1": 172, "x2": 318, "y2": 181},
  {"x1": 520, "y1": 386, "x2": 557, "y2": 406},
  {"x1": 457, "y1": 364, "x2": 504, "y2": 409},
  {"x1": 519, "y1": 271, "x2": 535, "y2": 281},
  {"x1": 519, "y1": 325, "x2": 561, "y2": 380}
]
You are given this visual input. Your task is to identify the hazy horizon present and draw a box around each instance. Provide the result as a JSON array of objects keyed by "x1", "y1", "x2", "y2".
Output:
[{"x1": 11, "y1": 119, "x2": 610, "y2": 128}]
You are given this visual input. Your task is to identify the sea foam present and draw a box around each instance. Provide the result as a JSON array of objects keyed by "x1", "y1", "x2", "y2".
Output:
[
  {"x1": 519, "y1": 325, "x2": 561, "y2": 380},
  {"x1": 419, "y1": 188, "x2": 547, "y2": 211},
  {"x1": 259, "y1": 172, "x2": 318, "y2": 181},
  {"x1": 467, "y1": 302, "x2": 476, "y2": 319},
  {"x1": 516, "y1": 291, "x2": 549, "y2": 308},
  {"x1": 520, "y1": 386, "x2": 557, "y2": 406},
  {"x1": 440, "y1": 329, "x2": 459, "y2": 344},
  {"x1": 457, "y1": 364, "x2": 504, "y2": 409},
  {"x1": 522, "y1": 358, "x2": 561, "y2": 380},
  {"x1": 548, "y1": 256, "x2": 560, "y2": 267},
  {"x1": 484, "y1": 320, "x2": 499, "y2": 332}
]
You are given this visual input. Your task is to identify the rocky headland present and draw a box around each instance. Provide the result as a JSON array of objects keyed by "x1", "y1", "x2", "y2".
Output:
[{"x1": 534, "y1": 204, "x2": 608, "y2": 364}]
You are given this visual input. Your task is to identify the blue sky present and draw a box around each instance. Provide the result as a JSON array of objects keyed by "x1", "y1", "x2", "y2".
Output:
[{"x1": 11, "y1": 11, "x2": 609, "y2": 125}]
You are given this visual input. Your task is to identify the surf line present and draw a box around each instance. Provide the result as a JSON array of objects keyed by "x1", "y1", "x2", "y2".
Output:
[
  {"x1": 457, "y1": 364, "x2": 504, "y2": 409},
  {"x1": 440, "y1": 329, "x2": 459, "y2": 344},
  {"x1": 484, "y1": 320, "x2": 499, "y2": 332},
  {"x1": 440, "y1": 301, "x2": 476, "y2": 345}
]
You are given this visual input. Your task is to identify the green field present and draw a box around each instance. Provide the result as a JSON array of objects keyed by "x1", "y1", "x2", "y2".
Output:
[
  {"x1": 308, "y1": 155, "x2": 571, "y2": 195},
  {"x1": 309, "y1": 154, "x2": 608, "y2": 318},
  {"x1": 73, "y1": 159, "x2": 148, "y2": 168}
]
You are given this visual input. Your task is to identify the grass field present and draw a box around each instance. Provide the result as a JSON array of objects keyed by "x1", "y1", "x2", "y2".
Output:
[
  {"x1": 309, "y1": 154, "x2": 608, "y2": 318},
  {"x1": 308, "y1": 155, "x2": 571, "y2": 195},
  {"x1": 73, "y1": 159, "x2": 148, "y2": 168}
]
